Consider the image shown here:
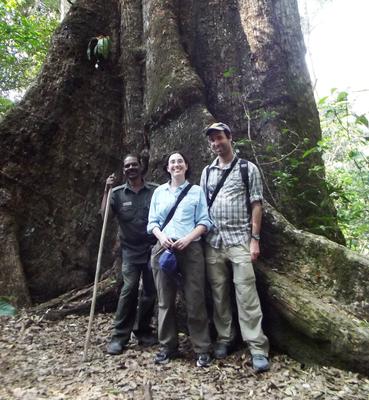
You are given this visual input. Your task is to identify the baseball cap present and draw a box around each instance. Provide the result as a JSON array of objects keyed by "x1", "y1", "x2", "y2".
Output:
[
  {"x1": 159, "y1": 249, "x2": 177, "y2": 273},
  {"x1": 205, "y1": 122, "x2": 231, "y2": 136}
]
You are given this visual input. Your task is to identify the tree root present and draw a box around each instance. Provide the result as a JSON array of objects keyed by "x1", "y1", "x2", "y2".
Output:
[{"x1": 31, "y1": 265, "x2": 121, "y2": 321}]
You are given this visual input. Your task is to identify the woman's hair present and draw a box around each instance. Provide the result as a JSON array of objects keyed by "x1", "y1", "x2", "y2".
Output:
[{"x1": 163, "y1": 151, "x2": 191, "y2": 179}]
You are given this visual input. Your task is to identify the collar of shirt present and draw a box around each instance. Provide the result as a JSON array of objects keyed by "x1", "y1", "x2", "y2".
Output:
[
  {"x1": 123, "y1": 180, "x2": 150, "y2": 194},
  {"x1": 209, "y1": 155, "x2": 237, "y2": 170},
  {"x1": 163, "y1": 180, "x2": 190, "y2": 194}
]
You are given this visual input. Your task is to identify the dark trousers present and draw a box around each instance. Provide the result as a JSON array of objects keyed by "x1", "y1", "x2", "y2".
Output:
[{"x1": 112, "y1": 261, "x2": 156, "y2": 343}]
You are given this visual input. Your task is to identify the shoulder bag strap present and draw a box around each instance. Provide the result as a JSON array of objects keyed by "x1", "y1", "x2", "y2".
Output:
[
  {"x1": 161, "y1": 183, "x2": 193, "y2": 231},
  {"x1": 239, "y1": 159, "x2": 252, "y2": 217},
  {"x1": 207, "y1": 157, "x2": 238, "y2": 209}
]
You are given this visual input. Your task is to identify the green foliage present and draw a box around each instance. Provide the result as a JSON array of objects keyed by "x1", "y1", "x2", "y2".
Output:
[
  {"x1": 0, "y1": 0, "x2": 58, "y2": 112},
  {"x1": 0, "y1": 95, "x2": 14, "y2": 114},
  {"x1": 223, "y1": 67, "x2": 237, "y2": 78},
  {"x1": 0, "y1": 297, "x2": 16, "y2": 316},
  {"x1": 236, "y1": 95, "x2": 367, "y2": 248},
  {"x1": 318, "y1": 90, "x2": 369, "y2": 253}
]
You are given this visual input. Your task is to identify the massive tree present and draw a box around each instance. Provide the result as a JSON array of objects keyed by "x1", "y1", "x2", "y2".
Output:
[{"x1": 0, "y1": 0, "x2": 368, "y2": 374}]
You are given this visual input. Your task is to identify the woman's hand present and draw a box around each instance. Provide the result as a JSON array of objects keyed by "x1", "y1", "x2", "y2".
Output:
[
  {"x1": 172, "y1": 225, "x2": 206, "y2": 251},
  {"x1": 157, "y1": 232, "x2": 175, "y2": 250},
  {"x1": 172, "y1": 236, "x2": 192, "y2": 251}
]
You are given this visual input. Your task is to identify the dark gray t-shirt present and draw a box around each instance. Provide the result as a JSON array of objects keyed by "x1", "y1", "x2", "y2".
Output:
[{"x1": 110, "y1": 181, "x2": 157, "y2": 264}]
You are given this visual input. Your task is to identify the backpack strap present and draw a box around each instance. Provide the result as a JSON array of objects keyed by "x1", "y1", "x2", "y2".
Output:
[
  {"x1": 161, "y1": 183, "x2": 193, "y2": 230},
  {"x1": 206, "y1": 157, "x2": 239, "y2": 209},
  {"x1": 239, "y1": 159, "x2": 252, "y2": 218},
  {"x1": 205, "y1": 165, "x2": 210, "y2": 201}
]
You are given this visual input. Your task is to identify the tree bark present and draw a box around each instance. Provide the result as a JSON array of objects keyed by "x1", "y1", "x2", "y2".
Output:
[
  {"x1": 0, "y1": 189, "x2": 31, "y2": 306},
  {"x1": 60, "y1": 0, "x2": 71, "y2": 20},
  {"x1": 1, "y1": 0, "x2": 122, "y2": 302},
  {"x1": 258, "y1": 203, "x2": 369, "y2": 374},
  {"x1": 1, "y1": 0, "x2": 367, "y2": 374}
]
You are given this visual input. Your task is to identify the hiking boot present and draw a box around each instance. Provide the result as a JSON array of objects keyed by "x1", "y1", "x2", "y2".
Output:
[
  {"x1": 154, "y1": 349, "x2": 179, "y2": 365},
  {"x1": 252, "y1": 354, "x2": 270, "y2": 373},
  {"x1": 214, "y1": 342, "x2": 229, "y2": 359},
  {"x1": 106, "y1": 338, "x2": 126, "y2": 355},
  {"x1": 196, "y1": 353, "x2": 212, "y2": 367}
]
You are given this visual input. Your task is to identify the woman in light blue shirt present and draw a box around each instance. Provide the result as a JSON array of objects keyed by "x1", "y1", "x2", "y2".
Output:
[{"x1": 147, "y1": 151, "x2": 212, "y2": 368}]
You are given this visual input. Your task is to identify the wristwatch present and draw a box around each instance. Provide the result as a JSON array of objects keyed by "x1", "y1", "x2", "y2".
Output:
[{"x1": 251, "y1": 234, "x2": 260, "y2": 241}]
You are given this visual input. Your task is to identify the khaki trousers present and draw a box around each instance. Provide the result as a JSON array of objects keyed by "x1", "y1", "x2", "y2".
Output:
[
  {"x1": 151, "y1": 241, "x2": 211, "y2": 354},
  {"x1": 205, "y1": 242, "x2": 269, "y2": 356}
]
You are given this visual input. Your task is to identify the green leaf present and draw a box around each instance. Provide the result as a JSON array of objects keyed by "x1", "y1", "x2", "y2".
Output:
[
  {"x1": 0, "y1": 96, "x2": 14, "y2": 116},
  {"x1": 348, "y1": 150, "x2": 361, "y2": 159},
  {"x1": 223, "y1": 67, "x2": 236, "y2": 78},
  {"x1": 309, "y1": 165, "x2": 324, "y2": 173},
  {"x1": 318, "y1": 96, "x2": 328, "y2": 105},
  {"x1": 336, "y1": 91, "x2": 348, "y2": 102},
  {"x1": 0, "y1": 297, "x2": 16, "y2": 316},
  {"x1": 302, "y1": 147, "x2": 318, "y2": 158},
  {"x1": 355, "y1": 114, "x2": 369, "y2": 128}
]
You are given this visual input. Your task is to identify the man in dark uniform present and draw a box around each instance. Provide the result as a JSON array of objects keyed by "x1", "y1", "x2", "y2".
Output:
[{"x1": 101, "y1": 154, "x2": 157, "y2": 355}]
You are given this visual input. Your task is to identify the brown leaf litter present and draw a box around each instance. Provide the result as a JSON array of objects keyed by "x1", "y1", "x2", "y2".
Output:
[{"x1": 1, "y1": 312, "x2": 368, "y2": 399}]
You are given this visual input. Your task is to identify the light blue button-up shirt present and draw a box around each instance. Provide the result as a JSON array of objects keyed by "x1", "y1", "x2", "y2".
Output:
[{"x1": 147, "y1": 181, "x2": 212, "y2": 240}]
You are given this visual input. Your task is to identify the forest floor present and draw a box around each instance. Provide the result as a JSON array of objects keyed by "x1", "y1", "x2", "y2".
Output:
[{"x1": 1, "y1": 312, "x2": 368, "y2": 400}]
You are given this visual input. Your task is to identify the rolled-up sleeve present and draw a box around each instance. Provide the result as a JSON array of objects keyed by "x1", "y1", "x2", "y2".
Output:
[
  {"x1": 147, "y1": 188, "x2": 161, "y2": 234},
  {"x1": 194, "y1": 187, "x2": 212, "y2": 232},
  {"x1": 199, "y1": 167, "x2": 207, "y2": 192},
  {"x1": 249, "y1": 162, "x2": 263, "y2": 204}
]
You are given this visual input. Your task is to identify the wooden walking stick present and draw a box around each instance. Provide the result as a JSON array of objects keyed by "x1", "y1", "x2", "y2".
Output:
[{"x1": 83, "y1": 187, "x2": 112, "y2": 361}]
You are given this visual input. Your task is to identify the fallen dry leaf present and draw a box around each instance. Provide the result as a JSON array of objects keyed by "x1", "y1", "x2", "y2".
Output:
[{"x1": 1, "y1": 311, "x2": 368, "y2": 399}]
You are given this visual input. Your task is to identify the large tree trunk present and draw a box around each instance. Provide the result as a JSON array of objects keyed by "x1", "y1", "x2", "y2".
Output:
[
  {"x1": 60, "y1": 0, "x2": 71, "y2": 20},
  {"x1": 1, "y1": 0, "x2": 367, "y2": 374},
  {"x1": 259, "y1": 203, "x2": 369, "y2": 374},
  {"x1": 1, "y1": 0, "x2": 122, "y2": 303}
]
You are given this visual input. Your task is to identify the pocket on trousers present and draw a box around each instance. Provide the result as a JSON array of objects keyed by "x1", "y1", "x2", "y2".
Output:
[
  {"x1": 230, "y1": 245, "x2": 255, "y2": 283},
  {"x1": 234, "y1": 265, "x2": 256, "y2": 284}
]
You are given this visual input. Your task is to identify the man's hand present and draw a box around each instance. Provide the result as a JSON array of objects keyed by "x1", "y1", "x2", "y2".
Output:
[
  {"x1": 250, "y1": 238, "x2": 260, "y2": 262},
  {"x1": 100, "y1": 173, "x2": 116, "y2": 218},
  {"x1": 105, "y1": 173, "x2": 116, "y2": 192}
]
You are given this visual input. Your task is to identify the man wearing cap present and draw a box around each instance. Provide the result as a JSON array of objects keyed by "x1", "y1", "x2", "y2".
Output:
[
  {"x1": 200, "y1": 122, "x2": 270, "y2": 373},
  {"x1": 101, "y1": 154, "x2": 158, "y2": 355}
]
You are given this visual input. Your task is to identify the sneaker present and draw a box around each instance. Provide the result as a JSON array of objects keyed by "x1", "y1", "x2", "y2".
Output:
[
  {"x1": 214, "y1": 342, "x2": 229, "y2": 359},
  {"x1": 252, "y1": 354, "x2": 270, "y2": 373},
  {"x1": 154, "y1": 349, "x2": 179, "y2": 365},
  {"x1": 106, "y1": 338, "x2": 126, "y2": 355},
  {"x1": 196, "y1": 353, "x2": 212, "y2": 367}
]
